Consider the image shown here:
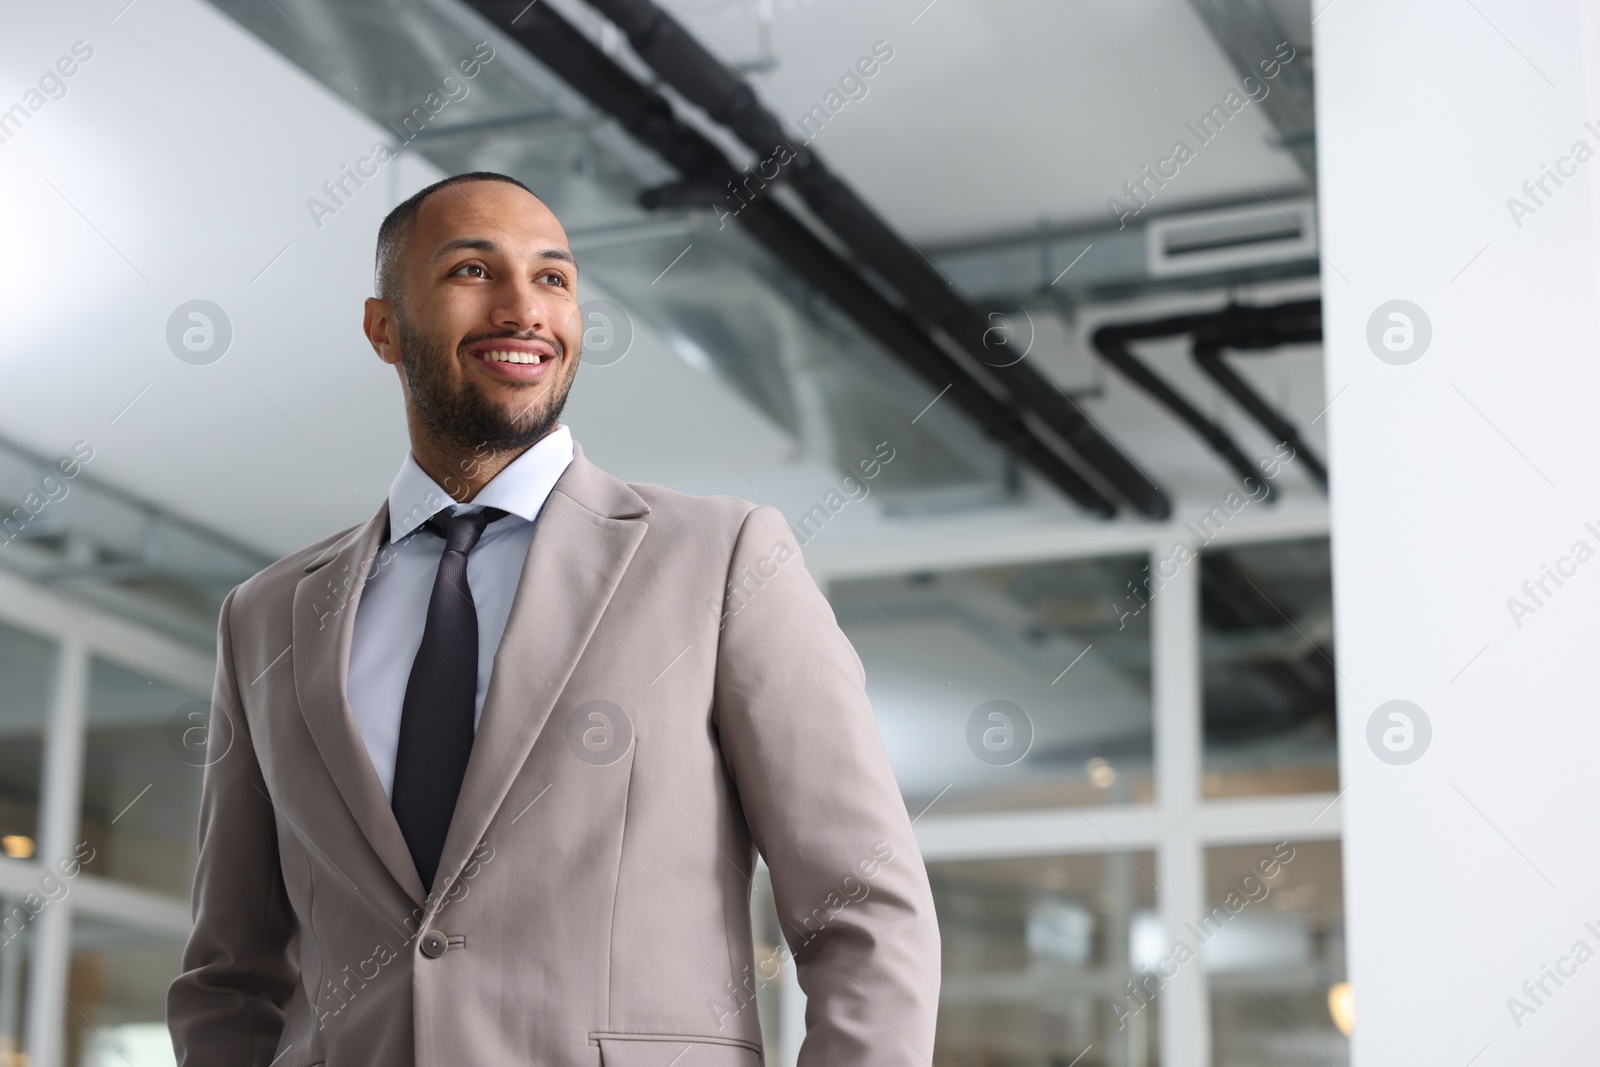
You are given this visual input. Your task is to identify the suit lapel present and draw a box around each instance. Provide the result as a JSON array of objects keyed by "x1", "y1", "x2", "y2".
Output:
[
  {"x1": 291, "y1": 504, "x2": 428, "y2": 904},
  {"x1": 434, "y1": 445, "x2": 649, "y2": 889}
]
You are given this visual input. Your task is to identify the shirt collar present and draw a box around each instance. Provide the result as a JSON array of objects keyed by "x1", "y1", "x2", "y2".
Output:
[{"x1": 386, "y1": 424, "x2": 575, "y2": 544}]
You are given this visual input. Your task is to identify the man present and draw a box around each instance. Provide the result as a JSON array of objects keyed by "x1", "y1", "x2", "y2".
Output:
[{"x1": 167, "y1": 171, "x2": 941, "y2": 1066}]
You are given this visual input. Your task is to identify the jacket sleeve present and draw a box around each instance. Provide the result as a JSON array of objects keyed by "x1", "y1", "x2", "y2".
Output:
[
  {"x1": 712, "y1": 505, "x2": 941, "y2": 1066},
  {"x1": 167, "y1": 585, "x2": 298, "y2": 1064}
]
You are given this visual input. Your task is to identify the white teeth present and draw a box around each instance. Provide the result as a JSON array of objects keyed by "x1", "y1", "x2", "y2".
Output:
[{"x1": 482, "y1": 350, "x2": 544, "y2": 364}]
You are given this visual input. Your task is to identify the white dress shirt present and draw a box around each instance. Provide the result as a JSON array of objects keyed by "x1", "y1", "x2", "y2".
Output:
[{"x1": 347, "y1": 425, "x2": 574, "y2": 799}]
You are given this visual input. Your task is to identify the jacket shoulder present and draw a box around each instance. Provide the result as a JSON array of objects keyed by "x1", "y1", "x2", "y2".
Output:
[
  {"x1": 229, "y1": 521, "x2": 366, "y2": 610},
  {"x1": 628, "y1": 482, "x2": 765, "y2": 534}
]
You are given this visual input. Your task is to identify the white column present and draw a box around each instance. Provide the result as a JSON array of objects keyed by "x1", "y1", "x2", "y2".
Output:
[
  {"x1": 1317, "y1": 1, "x2": 1600, "y2": 1062},
  {"x1": 27, "y1": 637, "x2": 89, "y2": 1067},
  {"x1": 1152, "y1": 554, "x2": 1207, "y2": 1067}
]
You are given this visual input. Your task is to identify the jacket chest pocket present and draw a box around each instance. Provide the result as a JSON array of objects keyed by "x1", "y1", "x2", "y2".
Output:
[{"x1": 596, "y1": 1035, "x2": 761, "y2": 1066}]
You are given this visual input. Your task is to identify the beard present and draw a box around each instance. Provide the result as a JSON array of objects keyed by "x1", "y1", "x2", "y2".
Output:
[{"x1": 395, "y1": 306, "x2": 575, "y2": 454}]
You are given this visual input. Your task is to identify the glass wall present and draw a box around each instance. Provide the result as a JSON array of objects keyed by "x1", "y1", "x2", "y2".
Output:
[
  {"x1": 65, "y1": 916, "x2": 184, "y2": 1067},
  {"x1": 817, "y1": 532, "x2": 1345, "y2": 1067},
  {"x1": 81, "y1": 659, "x2": 203, "y2": 898},
  {"x1": 830, "y1": 555, "x2": 1155, "y2": 815},
  {"x1": 1200, "y1": 538, "x2": 1338, "y2": 799},
  {"x1": 0, "y1": 622, "x2": 54, "y2": 855},
  {"x1": 930, "y1": 851, "x2": 1159, "y2": 1066},
  {"x1": 0, "y1": 922, "x2": 34, "y2": 1065},
  {"x1": 0, "y1": 528, "x2": 1343, "y2": 1067},
  {"x1": 0, "y1": 619, "x2": 54, "y2": 1064},
  {"x1": 0, "y1": 584, "x2": 207, "y2": 1067},
  {"x1": 1206, "y1": 841, "x2": 1347, "y2": 1065}
]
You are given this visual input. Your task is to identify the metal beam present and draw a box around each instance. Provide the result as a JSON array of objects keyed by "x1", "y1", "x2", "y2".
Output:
[
  {"x1": 1186, "y1": 0, "x2": 1316, "y2": 179},
  {"x1": 571, "y1": 0, "x2": 1171, "y2": 519},
  {"x1": 462, "y1": 0, "x2": 1126, "y2": 516}
]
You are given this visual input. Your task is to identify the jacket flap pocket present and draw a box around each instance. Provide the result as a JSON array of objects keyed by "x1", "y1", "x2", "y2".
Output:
[{"x1": 597, "y1": 1035, "x2": 760, "y2": 1066}]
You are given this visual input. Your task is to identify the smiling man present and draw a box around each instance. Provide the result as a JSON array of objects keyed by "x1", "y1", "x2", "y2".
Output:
[{"x1": 166, "y1": 172, "x2": 940, "y2": 1067}]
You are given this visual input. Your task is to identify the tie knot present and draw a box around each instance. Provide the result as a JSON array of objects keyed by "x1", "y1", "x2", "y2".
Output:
[{"x1": 422, "y1": 507, "x2": 508, "y2": 555}]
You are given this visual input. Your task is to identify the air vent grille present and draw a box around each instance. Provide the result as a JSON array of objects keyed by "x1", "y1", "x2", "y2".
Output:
[{"x1": 1146, "y1": 199, "x2": 1318, "y2": 277}]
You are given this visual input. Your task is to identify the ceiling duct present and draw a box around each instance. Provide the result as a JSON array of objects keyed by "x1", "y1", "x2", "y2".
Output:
[
  {"x1": 460, "y1": 0, "x2": 1126, "y2": 517},
  {"x1": 0, "y1": 433, "x2": 272, "y2": 645},
  {"x1": 1146, "y1": 198, "x2": 1317, "y2": 278},
  {"x1": 563, "y1": 0, "x2": 1172, "y2": 521},
  {"x1": 1186, "y1": 0, "x2": 1317, "y2": 180}
]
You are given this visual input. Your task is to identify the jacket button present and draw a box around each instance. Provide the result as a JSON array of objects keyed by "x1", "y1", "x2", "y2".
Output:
[{"x1": 420, "y1": 931, "x2": 448, "y2": 958}]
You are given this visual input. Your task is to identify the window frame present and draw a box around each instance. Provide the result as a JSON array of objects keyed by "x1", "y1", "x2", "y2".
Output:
[
  {"x1": 800, "y1": 504, "x2": 1342, "y2": 1067},
  {"x1": 0, "y1": 569, "x2": 207, "y2": 1066},
  {"x1": 0, "y1": 503, "x2": 1341, "y2": 1067}
]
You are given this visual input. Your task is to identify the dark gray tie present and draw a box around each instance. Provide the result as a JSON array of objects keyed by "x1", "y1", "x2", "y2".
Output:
[{"x1": 392, "y1": 506, "x2": 507, "y2": 891}]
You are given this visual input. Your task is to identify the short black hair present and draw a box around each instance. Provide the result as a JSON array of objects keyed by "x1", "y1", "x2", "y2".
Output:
[{"x1": 374, "y1": 171, "x2": 538, "y2": 302}]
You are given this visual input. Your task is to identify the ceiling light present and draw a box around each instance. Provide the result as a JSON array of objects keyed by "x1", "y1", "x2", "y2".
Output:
[
  {"x1": 1087, "y1": 757, "x2": 1116, "y2": 788},
  {"x1": 1328, "y1": 981, "x2": 1354, "y2": 1037}
]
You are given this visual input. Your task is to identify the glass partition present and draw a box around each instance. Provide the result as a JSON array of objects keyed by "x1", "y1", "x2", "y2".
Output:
[
  {"x1": 830, "y1": 555, "x2": 1154, "y2": 815},
  {"x1": 0, "y1": 528, "x2": 1343, "y2": 1067},
  {"x1": 0, "y1": 919, "x2": 34, "y2": 1066},
  {"x1": 1206, "y1": 840, "x2": 1348, "y2": 1066},
  {"x1": 929, "y1": 851, "x2": 1160, "y2": 1066},
  {"x1": 65, "y1": 915, "x2": 184, "y2": 1067},
  {"x1": 0, "y1": 622, "x2": 55, "y2": 854},
  {"x1": 1200, "y1": 538, "x2": 1338, "y2": 798},
  {"x1": 81, "y1": 659, "x2": 206, "y2": 899}
]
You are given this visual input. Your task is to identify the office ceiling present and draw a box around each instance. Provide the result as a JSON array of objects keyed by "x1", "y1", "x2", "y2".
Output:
[
  {"x1": 0, "y1": 0, "x2": 1325, "y2": 643},
  {"x1": 669, "y1": 0, "x2": 1312, "y2": 244}
]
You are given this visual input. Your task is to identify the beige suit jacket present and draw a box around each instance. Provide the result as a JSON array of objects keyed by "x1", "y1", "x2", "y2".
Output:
[{"x1": 167, "y1": 445, "x2": 941, "y2": 1067}]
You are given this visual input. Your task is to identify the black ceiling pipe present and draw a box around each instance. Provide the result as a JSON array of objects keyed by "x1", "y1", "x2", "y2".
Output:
[
  {"x1": 1094, "y1": 319, "x2": 1277, "y2": 503},
  {"x1": 1194, "y1": 340, "x2": 1327, "y2": 490},
  {"x1": 574, "y1": 0, "x2": 1171, "y2": 521},
  {"x1": 1191, "y1": 301, "x2": 1328, "y2": 490},
  {"x1": 462, "y1": 0, "x2": 1117, "y2": 516},
  {"x1": 1091, "y1": 300, "x2": 1329, "y2": 501},
  {"x1": 1190, "y1": 303, "x2": 1328, "y2": 490}
]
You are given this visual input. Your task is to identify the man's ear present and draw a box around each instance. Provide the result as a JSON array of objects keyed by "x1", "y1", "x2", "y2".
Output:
[{"x1": 364, "y1": 297, "x2": 401, "y2": 365}]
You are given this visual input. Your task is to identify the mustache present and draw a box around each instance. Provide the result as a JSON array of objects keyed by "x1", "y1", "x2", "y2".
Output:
[{"x1": 457, "y1": 330, "x2": 566, "y2": 358}]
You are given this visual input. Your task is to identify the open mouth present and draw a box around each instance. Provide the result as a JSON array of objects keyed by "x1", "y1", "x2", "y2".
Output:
[
  {"x1": 468, "y1": 340, "x2": 559, "y2": 380},
  {"x1": 479, "y1": 349, "x2": 549, "y2": 365}
]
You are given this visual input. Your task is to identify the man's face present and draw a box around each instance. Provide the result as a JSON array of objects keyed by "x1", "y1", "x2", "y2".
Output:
[{"x1": 367, "y1": 181, "x2": 582, "y2": 453}]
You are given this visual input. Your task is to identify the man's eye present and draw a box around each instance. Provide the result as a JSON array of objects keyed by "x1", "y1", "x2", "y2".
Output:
[
  {"x1": 453, "y1": 264, "x2": 488, "y2": 278},
  {"x1": 538, "y1": 272, "x2": 566, "y2": 287}
]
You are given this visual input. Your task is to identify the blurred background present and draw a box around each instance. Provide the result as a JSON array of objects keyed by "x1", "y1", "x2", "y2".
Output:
[{"x1": 0, "y1": 1, "x2": 1349, "y2": 1064}]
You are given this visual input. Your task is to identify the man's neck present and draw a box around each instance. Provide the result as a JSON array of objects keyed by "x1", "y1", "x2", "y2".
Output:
[{"x1": 410, "y1": 426, "x2": 555, "y2": 503}]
